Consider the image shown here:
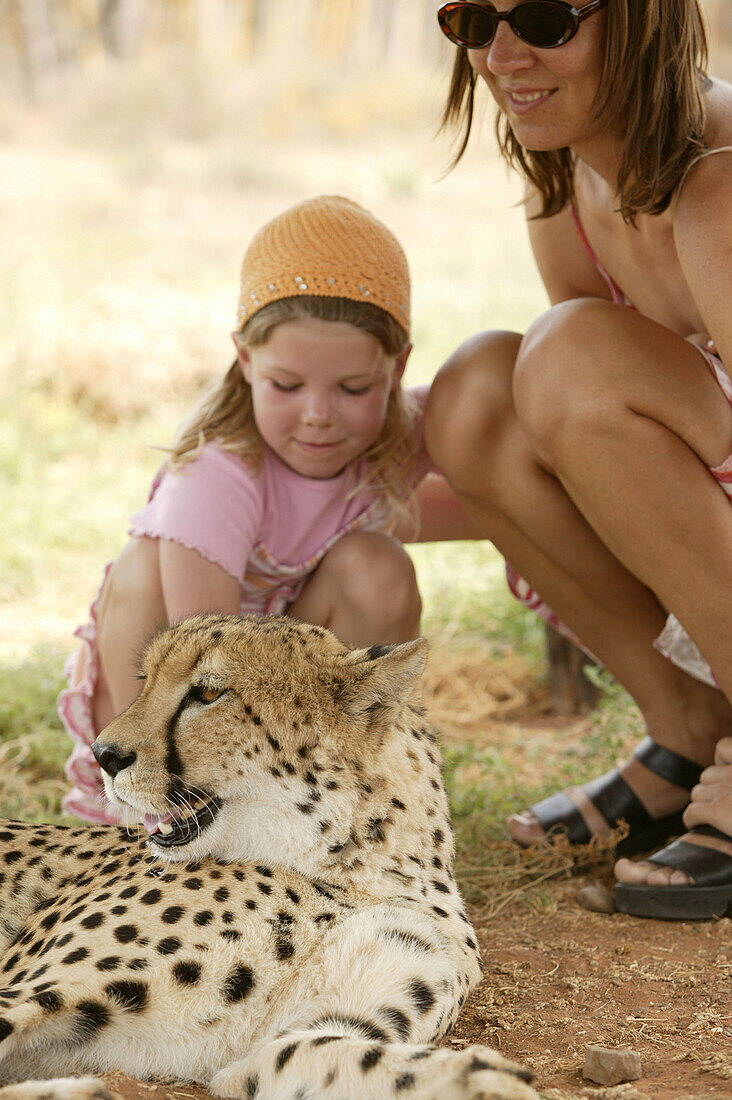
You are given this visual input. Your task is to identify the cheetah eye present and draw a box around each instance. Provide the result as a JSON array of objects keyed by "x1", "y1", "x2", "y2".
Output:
[{"x1": 195, "y1": 686, "x2": 226, "y2": 705}]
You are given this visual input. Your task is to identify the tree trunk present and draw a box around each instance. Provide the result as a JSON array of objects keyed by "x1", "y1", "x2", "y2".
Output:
[
  {"x1": 545, "y1": 624, "x2": 600, "y2": 715},
  {"x1": 99, "y1": 0, "x2": 145, "y2": 60},
  {"x1": 16, "y1": 0, "x2": 58, "y2": 92}
]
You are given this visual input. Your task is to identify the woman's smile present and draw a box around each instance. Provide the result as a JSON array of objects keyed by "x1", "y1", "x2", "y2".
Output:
[{"x1": 503, "y1": 86, "x2": 557, "y2": 114}]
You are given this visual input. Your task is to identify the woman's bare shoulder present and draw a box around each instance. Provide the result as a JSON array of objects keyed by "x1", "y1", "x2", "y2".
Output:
[
  {"x1": 672, "y1": 81, "x2": 732, "y2": 223},
  {"x1": 703, "y1": 76, "x2": 732, "y2": 147}
]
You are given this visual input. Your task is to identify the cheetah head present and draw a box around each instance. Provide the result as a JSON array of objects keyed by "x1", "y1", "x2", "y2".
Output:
[{"x1": 92, "y1": 615, "x2": 428, "y2": 871}]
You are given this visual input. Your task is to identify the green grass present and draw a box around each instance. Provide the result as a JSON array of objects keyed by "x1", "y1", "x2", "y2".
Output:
[{"x1": 0, "y1": 644, "x2": 69, "y2": 822}]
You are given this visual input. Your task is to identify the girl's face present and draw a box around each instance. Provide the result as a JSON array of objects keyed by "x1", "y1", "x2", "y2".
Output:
[
  {"x1": 467, "y1": 0, "x2": 607, "y2": 152},
  {"x1": 237, "y1": 317, "x2": 410, "y2": 480}
]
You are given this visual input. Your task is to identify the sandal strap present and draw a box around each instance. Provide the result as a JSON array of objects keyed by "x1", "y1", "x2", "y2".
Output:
[
  {"x1": 689, "y1": 824, "x2": 728, "y2": 842},
  {"x1": 530, "y1": 791, "x2": 593, "y2": 844},
  {"x1": 648, "y1": 828, "x2": 732, "y2": 887},
  {"x1": 583, "y1": 768, "x2": 653, "y2": 830},
  {"x1": 633, "y1": 737, "x2": 703, "y2": 789},
  {"x1": 529, "y1": 736, "x2": 704, "y2": 848},
  {"x1": 531, "y1": 769, "x2": 653, "y2": 844}
]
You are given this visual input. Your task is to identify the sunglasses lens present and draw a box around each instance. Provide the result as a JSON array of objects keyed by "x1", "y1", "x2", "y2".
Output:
[
  {"x1": 512, "y1": 2, "x2": 573, "y2": 47},
  {"x1": 441, "y1": 4, "x2": 496, "y2": 48}
]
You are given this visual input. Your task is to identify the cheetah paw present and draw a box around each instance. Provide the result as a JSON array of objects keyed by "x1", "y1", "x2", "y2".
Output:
[
  {"x1": 430, "y1": 1047, "x2": 539, "y2": 1100},
  {"x1": 0, "y1": 1077, "x2": 122, "y2": 1100}
]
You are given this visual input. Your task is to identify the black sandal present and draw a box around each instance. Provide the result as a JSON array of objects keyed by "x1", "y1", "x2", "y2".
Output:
[
  {"x1": 614, "y1": 826, "x2": 732, "y2": 920},
  {"x1": 521, "y1": 737, "x2": 703, "y2": 857}
]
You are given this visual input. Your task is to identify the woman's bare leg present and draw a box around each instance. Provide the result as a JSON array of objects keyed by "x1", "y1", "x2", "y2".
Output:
[
  {"x1": 513, "y1": 300, "x2": 732, "y2": 700},
  {"x1": 425, "y1": 309, "x2": 732, "y2": 851},
  {"x1": 289, "y1": 531, "x2": 422, "y2": 647},
  {"x1": 616, "y1": 738, "x2": 732, "y2": 886}
]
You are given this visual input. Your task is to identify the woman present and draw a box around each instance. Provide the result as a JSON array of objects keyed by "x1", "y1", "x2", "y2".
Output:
[{"x1": 426, "y1": 0, "x2": 732, "y2": 919}]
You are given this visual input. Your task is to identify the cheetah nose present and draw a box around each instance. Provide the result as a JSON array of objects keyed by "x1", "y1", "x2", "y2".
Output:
[{"x1": 92, "y1": 741, "x2": 137, "y2": 778}]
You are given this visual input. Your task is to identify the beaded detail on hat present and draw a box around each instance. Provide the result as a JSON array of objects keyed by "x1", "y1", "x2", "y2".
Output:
[{"x1": 236, "y1": 195, "x2": 410, "y2": 334}]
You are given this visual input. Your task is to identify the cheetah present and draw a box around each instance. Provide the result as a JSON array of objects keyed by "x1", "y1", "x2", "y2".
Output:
[{"x1": 0, "y1": 615, "x2": 538, "y2": 1100}]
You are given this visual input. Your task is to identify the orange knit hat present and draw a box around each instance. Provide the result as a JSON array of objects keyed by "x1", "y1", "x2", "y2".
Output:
[{"x1": 236, "y1": 195, "x2": 410, "y2": 335}]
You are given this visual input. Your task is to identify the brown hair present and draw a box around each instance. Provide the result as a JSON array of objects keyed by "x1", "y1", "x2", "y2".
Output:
[
  {"x1": 441, "y1": 0, "x2": 710, "y2": 221},
  {"x1": 167, "y1": 296, "x2": 420, "y2": 534}
]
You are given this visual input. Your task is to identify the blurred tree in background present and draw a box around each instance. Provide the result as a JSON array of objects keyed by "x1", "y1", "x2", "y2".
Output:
[
  {"x1": 2, "y1": 0, "x2": 729, "y2": 98},
  {"x1": 1, "y1": 0, "x2": 447, "y2": 95}
]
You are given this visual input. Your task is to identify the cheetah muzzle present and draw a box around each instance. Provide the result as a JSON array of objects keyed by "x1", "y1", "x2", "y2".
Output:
[
  {"x1": 0, "y1": 614, "x2": 539, "y2": 1100},
  {"x1": 141, "y1": 794, "x2": 221, "y2": 848}
]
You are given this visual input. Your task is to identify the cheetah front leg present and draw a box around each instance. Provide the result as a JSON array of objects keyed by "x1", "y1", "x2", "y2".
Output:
[
  {"x1": 0, "y1": 1078, "x2": 121, "y2": 1100},
  {"x1": 211, "y1": 1029, "x2": 537, "y2": 1100},
  {"x1": 210, "y1": 905, "x2": 538, "y2": 1100}
]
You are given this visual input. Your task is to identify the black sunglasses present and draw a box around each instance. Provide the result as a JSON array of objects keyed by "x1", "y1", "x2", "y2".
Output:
[{"x1": 438, "y1": 0, "x2": 607, "y2": 50}]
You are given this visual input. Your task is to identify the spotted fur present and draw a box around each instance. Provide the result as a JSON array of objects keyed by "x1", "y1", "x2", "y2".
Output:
[{"x1": 0, "y1": 615, "x2": 537, "y2": 1100}]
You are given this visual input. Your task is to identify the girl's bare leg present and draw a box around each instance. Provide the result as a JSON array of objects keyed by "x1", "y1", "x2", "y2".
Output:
[
  {"x1": 289, "y1": 531, "x2": 422, "y2": 646},
  {"x1": 93, "y1": 537, "x2": 168, "y2": 731},
  {"x1": 425, "y1": 305, "x2": 732, "y2": 857},
  {"x1": 93, "y1": 537, "x2": 242, "y2": 732}
]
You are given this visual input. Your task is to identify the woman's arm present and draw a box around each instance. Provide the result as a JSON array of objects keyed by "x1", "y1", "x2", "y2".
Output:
[
  {"x1": 396, "y1": 473, "x2": 483, "y2": 543},
  {"x1": 526, "y1": 186, "x2": 613, "y2": 305},
  {"x1": 673, "y1": 152, "x2": 732, "y2": 369}
]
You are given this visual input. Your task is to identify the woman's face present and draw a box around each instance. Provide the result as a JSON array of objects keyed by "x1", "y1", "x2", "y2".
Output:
[{"x1": 466, "y1": 0, "x2": 608, "y2": 152}]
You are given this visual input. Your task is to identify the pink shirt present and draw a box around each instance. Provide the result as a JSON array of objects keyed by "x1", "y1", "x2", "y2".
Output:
[{"x1": 129, "y1": 385, "x2": 431, "y2": 614}]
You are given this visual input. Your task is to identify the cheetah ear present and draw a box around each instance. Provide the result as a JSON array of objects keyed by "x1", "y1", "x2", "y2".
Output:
[{"x1": 338, "y1": 638, "x2": 428, "y2": 720}]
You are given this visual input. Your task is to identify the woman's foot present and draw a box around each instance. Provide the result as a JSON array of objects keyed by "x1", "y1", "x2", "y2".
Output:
[
  {"x1": 508, "y1": 736, "x2": 704, "y2": 855},
  {"x1": 615, "y1": 737, "x2": 732, "y2": 888}
]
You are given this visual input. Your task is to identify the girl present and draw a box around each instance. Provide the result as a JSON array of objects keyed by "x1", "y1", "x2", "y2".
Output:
[
  {"x1": 59, "y1": 194, "x2": 472, "y2": 825},
  {"x1": 428, "y1": 1, "x2": 732, "y2": 918}
]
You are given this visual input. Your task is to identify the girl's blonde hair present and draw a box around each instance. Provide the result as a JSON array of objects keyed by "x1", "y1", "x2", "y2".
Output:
[
  {"x1": 442, "y1": 0, "x2": 710, "y2": 222},
  {"x1": 167, "y1": 296, "x2": 420, "y2": 533}
]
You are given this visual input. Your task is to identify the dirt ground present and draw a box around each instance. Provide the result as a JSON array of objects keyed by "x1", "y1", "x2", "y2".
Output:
[{"x1": 95, "y1": 657, "x2": 731, "y2": 1100}]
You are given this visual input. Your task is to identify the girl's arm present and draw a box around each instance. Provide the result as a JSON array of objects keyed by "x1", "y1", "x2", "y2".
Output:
[
  {"x1": 97, "y1": 448, "x2": 257, "y2": 724},
  {"x1": 159, "y1": 539, "x2": 242, "y2": 622}
]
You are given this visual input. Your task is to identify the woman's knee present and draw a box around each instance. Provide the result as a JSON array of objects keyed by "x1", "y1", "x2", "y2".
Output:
[
  {"x1": 425, "y1": 330, "x2": 523, "y2": 491},
  {"x1": 513, "y1": 299, "x2": 622, "y2": 464}
]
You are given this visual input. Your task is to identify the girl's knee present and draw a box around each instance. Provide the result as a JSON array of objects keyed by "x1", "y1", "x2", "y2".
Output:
[
  {"x1": 327, "y1": 533, "x2": 421, "y2": 630},
  {"x1": 425, "y1": 330, "x2": 523, "y2": 487}
]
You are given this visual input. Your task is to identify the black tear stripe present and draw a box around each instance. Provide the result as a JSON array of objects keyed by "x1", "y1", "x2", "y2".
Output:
[{"x1": 165, "y1": 686, "x2": 199, "y2": 794}]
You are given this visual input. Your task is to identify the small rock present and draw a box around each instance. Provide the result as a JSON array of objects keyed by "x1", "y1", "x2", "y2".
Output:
[
  {"x1": 577, "y1": 883, "x2": 615, "y2": 914},
  {"x1": 584, "y1": 1045, "x2": 642, "y2": 1086}
]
